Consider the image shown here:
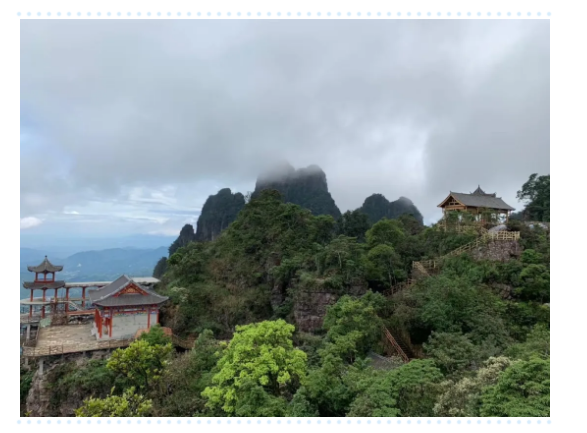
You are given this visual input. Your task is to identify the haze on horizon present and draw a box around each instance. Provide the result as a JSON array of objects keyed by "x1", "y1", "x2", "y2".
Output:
[{"x1": 20, "y1": 19, "x2": 550, "y2": 245}]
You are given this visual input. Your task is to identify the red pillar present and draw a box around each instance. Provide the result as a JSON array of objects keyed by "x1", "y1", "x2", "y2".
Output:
[
  {"x1": 41, "y1": 289, "x2": 46, "y2": 319},
  {"x1": 109, "y1": 309, "x2": 113, "y2": 338},
  {"x1": 147, "y1": 307, "x2": 152, "y2": 329},
  {"x1": 82, "y1": 287, "x2": 86, "y2": 308},
  {"x1": 95, "y1": 309, "x2": 103, "y2": 339},
  {"x1": 156, "y1": 309, "x2": 160, "y2": 325}
]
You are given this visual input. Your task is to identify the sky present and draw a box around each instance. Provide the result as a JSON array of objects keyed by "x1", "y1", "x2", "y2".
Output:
[{"x1": 20, "y1": 19, "x2": 550, "y2": 249}]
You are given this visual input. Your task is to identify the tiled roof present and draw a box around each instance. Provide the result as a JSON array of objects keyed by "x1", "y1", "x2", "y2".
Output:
[
  {"x1": 23, "y1": 280, "x2": 66, "y2": 290},
  {"x1": 450, "y1": 192, "x2": 515, "y2": 211},
  {"x1": 89, "y1": 275, "x2": 168, "y2": 308},
  {"x1": 27, "y1": 256, "x2": 63, "y2": 273}
]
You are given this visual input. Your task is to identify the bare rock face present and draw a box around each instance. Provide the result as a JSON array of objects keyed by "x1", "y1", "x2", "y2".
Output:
[
  {"x1": 293, "y1": 291, "x2": 339, "y2": 333},
  {"x1": 26, "y1": 354, "x2": 111, "y2": 417},
  {"x1": 292, "y1": 283, "x2": 368, "y2": 333},
  {"x1": 195, "y1": 188, "x2": 245, "y2": 242},
  {"x1": 26, "y1": 367, "x2": 51, "y2": 417}
]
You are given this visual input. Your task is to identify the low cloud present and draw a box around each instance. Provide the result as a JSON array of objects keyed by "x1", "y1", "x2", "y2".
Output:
[
  {"x1": 20, "y1": 217, "x2": 43, "y2": 230},
  {"x1": 20, "y1": 19, "x2": 549, "y2": 235}
]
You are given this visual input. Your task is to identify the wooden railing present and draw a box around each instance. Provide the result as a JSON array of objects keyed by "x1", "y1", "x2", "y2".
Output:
[
  {"x1": 413, "y1": 231, "x2": 520, "y2": 271},
  {"x1": 382, "y1": 327, "x2": 410, "y2": 363},
  {"x1": 386, "y1": 279, "x2": 414, "y2": 296}
]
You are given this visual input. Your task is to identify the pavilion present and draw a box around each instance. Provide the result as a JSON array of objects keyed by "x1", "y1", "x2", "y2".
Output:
[
  {"x1": 437, "y1": 186, "x2": 515, "y2": 223},
  {"x1": 22, "y1": 256, "x2": 66, "y2": 319},
  {"x1": 90, "y1": 275, "x2": 168, "y2": 340}
]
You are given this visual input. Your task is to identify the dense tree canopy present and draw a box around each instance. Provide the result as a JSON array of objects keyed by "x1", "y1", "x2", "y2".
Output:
[
  {"x1": 23, "y1": 173, "x2": 549, "y2": 418},
  {"x1": 517, "y1": 173, "x2": 550, "y2": 222}
]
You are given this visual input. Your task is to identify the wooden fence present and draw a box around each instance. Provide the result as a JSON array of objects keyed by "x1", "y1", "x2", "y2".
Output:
[{"x1": 413, "y1": 231, "x2": 520, "y2": 271}]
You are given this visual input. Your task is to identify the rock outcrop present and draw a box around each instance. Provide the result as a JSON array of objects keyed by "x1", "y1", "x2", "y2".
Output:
[
  {"x1": 292, "y1": 283, "x2": 367, "y2": 333},
  {"x1": 360, "y1": 194, "x2": 424, "y2": 225},
  {"x1": 253, "y1": 163, "x2": 341, "y2": 219},
  {"x1": 195, "y1": 188, "x2": 245, "y2": 242}
]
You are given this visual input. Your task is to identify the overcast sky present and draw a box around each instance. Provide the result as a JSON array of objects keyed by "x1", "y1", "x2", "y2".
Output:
[{"x1": 20, "y1": 19, "x2": 549, "y2": 245}]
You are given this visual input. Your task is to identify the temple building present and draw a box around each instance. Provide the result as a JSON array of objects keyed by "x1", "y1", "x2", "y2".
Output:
[
  {"x1": 438, "y1": 186, "x2": 515, "y2": 223},
  {"x1": 23, "y1": 256, "x2": 66, "y2": 319},
  {"x1": 90, "y1": 275, "x2": 168, "y2": 340}
]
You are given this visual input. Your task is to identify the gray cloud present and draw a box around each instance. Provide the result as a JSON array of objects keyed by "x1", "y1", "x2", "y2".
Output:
[{"x1": 21, "y1": 19, "x2": 549, "y2": 231}]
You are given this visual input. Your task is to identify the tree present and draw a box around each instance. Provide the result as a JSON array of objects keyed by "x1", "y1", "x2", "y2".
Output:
[
  {"x1": 322, "y1": 292, "x2": 385, "y2": 362},
  {"x1": 153, "y1": 330, "x2": 221, "y2": 417},
  {"x1": 335, "y1": 210, "x2": 371, "y2": 242},
  {"x1": 517, "y1": 264, "x2": 550, "y2": 303},
  {"x1": 366, "y1": 244, "x2": 405, "y2": 287},
  {"x1": 347, "y1": 359, "x2": 444, "y2": 417},
  {"x1": 433, "y1": 356, "x2": 513, "y2": 417},
  {"x1": 366, "y1": 218, "x2": 407, "y2": 250},
  {"x1": 107, "y1": 340, "x2": 172, "y2": 390},
  {"x1": 505, "y1": 323, "x2": 550, "y2": 361},
  {"x1": 202, "y1": 320, "x2": 307, "y2": 416},
  {"x1": 139, "y1": 324, "x2": 172, "y2": 347},
  {"x1": 480, "y1": 357, "x2": 550, "y2": 417},
  {"x1": 516, "y1": 173, "x2": 550, "y2": 222},
  {"x1": 75, "y1": 387, "x2": 152, "y2": 417},
  {"x1": 169, "y1": 224, "x2": 196, "y2": 256},
  {"x1": 153, "y1": 257, "x2": 168, "y2": 279},
  {"x1": 423, "y1": 331, "x2": 478, "y2": 375}
]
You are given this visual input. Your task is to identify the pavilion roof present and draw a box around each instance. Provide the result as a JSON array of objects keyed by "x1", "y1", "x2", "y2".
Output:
[
  {"x1": 438, "y1": 186, "x2": 515, "y2": 211},
  {"x1": 23, "y1": 280, "x2": 66, "y2": 290},
  {"x1": 89, "y1": 275, "x2": 168, "y2": 308},
  {"x1": 27, "y1": 256, "x2": 63, "y2": 273}
]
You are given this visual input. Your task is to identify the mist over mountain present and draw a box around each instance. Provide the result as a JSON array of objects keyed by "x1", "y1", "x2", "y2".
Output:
[{"x1": 253, "y1": 163, "x2": 341, "y2": 219}]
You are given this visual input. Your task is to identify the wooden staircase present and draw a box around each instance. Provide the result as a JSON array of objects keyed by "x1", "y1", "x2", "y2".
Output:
[
  {"x1": 413, "y1": 231, "x2": 520, "y2": 272},
  {"x1": 386, "y1": 231, "x2": 520, "y2": 296},
  {"x1": 382, "y1": 326, "x2": 411, "y2": 363}
]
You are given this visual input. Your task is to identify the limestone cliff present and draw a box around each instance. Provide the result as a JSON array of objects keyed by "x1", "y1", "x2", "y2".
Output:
[
  {"x1": 253, "y1": 163, "x2": 341, "y2": 219},
  {"x1": 195, "y1": 188, "x2": 245, "y2": 242},
  {"x1": 360, "y1": 194, "x2": 424, "y2": 225}
]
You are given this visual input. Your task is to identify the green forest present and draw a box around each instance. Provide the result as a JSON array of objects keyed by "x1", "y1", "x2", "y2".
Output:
[{"x1": 21, "y1": 174, "x2": 549, "y2": 418}]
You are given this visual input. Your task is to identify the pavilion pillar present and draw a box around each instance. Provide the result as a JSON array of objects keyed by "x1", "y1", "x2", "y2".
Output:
[
  {"x1": 29, "y1": 290, "x2": 33, "y2": 318},
  {"x1": 65, "y1": 288, "x2": 70, "y2": 312},
  {"x1": 41, "y1": 289, "x2": 46, "y2": 319},
  {"x1": 156, "y1": 309, "x2": 160, "y2": 325},
  {"x1": 26, "y1": 324, "x2": 31, "y2": 340},
  {"x1": 109, "y1": 309, "x2": 113, "y2": 338},
  {"x1": 147, "y1": 307, "x2": 151, "y2": 329},
  {"x1": 82, "y1": 287, "x2": 86, "y2": 308}
]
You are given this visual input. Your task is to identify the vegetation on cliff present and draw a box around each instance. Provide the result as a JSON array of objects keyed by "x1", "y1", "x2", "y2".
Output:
[
  {"x1": 195, "y1": 188, "x2": 245, "y2": 242},
  {"x1": 361, "y1": 194, "x2": 424, "y2": 225},
  {"x1": 26, "y1": 173, "x2": 549, "y2": 418},
  {"x1": 253, "y1": 163, "x2": 341, "y2": 219}
]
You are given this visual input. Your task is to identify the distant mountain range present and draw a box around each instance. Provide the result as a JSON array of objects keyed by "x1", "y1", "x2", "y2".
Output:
[{"x1": 19, "y1": 246, "x2": 166, "y2": 300}]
